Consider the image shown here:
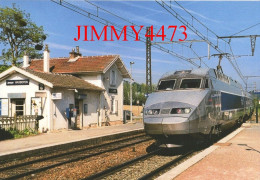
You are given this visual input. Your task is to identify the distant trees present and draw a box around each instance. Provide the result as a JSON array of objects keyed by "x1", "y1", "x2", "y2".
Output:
[
  {"x1": 0, "y1": 4, "x2": 47, "y2": 65},
  {"x1": 123, "y1": 81, "x2": 157, "y2": 105}
]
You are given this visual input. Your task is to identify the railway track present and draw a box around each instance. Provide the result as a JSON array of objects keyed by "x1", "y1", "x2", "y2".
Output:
[
  {"x1": 83, "y1": 125, "x2": 239, "y2": 180},
  {"x1": 84, "y1": 147, "x2": 194, "y2": 180},
  {"x1": 0, "y1": 133, "x2": 152, "y2": 179},
  {"x1": 0, "y1": 124, "x2": 242, "y2": 179}
]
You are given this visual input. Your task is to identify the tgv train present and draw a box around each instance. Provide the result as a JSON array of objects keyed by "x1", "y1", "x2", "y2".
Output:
[{"x1": 143, "y1": 68, "x2": 253, "y2": 146}]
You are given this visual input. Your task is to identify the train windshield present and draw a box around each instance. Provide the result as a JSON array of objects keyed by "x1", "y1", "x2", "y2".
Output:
[
  {"x1": 158, "y1": 79, "x2": 176, "y2": 90},
  {"x1": 180, "y1": 79, "x2": 201, "y2": 89}
]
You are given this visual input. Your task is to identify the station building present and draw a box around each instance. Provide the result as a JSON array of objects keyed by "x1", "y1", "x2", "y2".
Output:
[{"x1": 0, "y1": 45, "x2": 131, "y2": 132}]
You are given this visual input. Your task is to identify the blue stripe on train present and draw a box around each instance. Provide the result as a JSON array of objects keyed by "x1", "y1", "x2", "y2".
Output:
[{"x1": 221, "y1": 92, "x2": 243, "y2": 111}]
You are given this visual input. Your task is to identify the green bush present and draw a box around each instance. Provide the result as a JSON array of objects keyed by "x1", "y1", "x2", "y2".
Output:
[
  {"x1": 0, "y1": 127, "x2": 14, "y2": 140},
  {"x1": 0, "y1": 127, "x2": 38, "y2": 140}
]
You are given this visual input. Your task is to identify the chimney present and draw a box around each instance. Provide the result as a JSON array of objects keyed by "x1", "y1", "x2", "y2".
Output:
[
  {"x1": 69, "y1": 46, "x2": 82, "y2": 60},
  {"x1": 69, "y1": 48, "x2": 77, "y2": 59},
  {"x1": 23, "y1": 52, "x2": 30, "y2": 68},
  {"x1": 43, "y1": 44, "x2": 50, "y2": 73},
  {"x1": 76, "y1": 46, "x2": 82, "y2": 56}
]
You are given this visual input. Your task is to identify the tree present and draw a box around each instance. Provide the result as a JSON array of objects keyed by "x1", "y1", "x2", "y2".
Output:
[
  {"x1": 0, "y1": 65, "x2": 10, "y2": 73},
  {"x1": 123, "y1": 81, "x2": 156, "y2": 105},
  {"x1": 0, "y1": 4, "x2": 47, "y2": 65}
]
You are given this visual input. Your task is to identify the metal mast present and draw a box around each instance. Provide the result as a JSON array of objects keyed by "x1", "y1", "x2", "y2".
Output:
[{"x1": 146, "y1": 27, "x2": 152, "y2": 94}]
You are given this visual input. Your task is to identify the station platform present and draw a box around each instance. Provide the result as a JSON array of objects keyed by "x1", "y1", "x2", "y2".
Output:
[
  {"x1": 0, "y1": 122, "x2": 143, "y2": 158},
  {"x1": 157, "y1": 122, "x2": 260, "y2": 180}
]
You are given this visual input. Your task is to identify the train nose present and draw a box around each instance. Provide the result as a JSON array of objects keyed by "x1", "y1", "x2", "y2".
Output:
[
  {"x1": 144, "y1": 116, "x2": 189, "y2": 135},
  {"x1": 144, "y1": 117, "x2": 163, "y2": 134},
  {"x1": 161, "y1": 117, "x2": 189, "y2": 135}
]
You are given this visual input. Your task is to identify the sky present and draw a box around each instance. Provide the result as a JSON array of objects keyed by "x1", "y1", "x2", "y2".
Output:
[{"x1": 0, "y1": 0, "x2": 260, "y2": 91}]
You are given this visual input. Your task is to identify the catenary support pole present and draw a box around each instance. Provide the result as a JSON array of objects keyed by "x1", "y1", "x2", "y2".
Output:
[{"x1": 130, "y1": 61, "x2": 134, "y2": 123}]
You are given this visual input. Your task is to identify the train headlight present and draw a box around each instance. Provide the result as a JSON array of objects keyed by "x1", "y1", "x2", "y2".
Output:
[
  {"x1": 184, "y1": 108, "x2": 191, "y2": 114},
  {"x1": 148, "y1": 109, "x2": 153, "y2": 115},
  {"x1": 145, "y1": 109, "x2": 160, "y2": 115}
]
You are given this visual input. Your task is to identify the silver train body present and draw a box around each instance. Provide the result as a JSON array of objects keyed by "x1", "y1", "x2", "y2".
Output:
[{"x1": 143, "y1": 68, "x2": 253, "y2": 145}]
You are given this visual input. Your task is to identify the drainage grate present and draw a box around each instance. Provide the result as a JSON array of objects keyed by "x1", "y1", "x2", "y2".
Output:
[{"x1": 214, "y1": 143, "x2": 232, "y2": 146}]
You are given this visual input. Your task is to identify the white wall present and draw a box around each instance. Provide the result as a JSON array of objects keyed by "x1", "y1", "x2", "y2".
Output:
[
  {"x1": 101, "y1": 64, "x2": 124, "y2": 122},
  {"x1": 80, "y1": 90, "x2": 100, "y2": 126},
  {"x1": 79, "y1": 64, "x2": 124, "y2": 124},
  {"x1": 0, "y1": 70, "x2": 123, "y2": 131},
  {"x1": 79, "y1": 74, "x2": 103, "y2": 88},
  {"x1": 0, "y1": 73, "x2": 51, "y2": 132},
  {"x1": 51, "y1": 88, "x2": 75, "y2": 130}
]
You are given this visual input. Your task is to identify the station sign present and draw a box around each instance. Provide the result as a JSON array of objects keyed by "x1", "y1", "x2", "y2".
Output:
[
  {"x1": 52, "y1": 93, "x2": 62, "y2": 100},
  {"x1": 77, "y1": 94, "x2": 87, "y2": 99},
  {"x1": 109, "y1": 88, "x2": 117, "y2": 94},
  {"x1": 6, "y1": 79, "x2": 29, "y2": 86}
]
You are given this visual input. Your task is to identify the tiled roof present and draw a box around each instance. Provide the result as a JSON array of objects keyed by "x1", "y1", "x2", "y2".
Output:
[
  {"x1": 24, "y1": 68, "x2": 104, "y2": 91},
  {"x1": 28, "y1": 55, "x2": 118, "y2": 74}
]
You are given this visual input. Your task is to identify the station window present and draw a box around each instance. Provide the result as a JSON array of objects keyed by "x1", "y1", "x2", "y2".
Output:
[
  {"x1": 12, "y1": 99, "x2": 25, "y2": 116},
  {"x1": 110, "y1": 70, "x2": 116, "y2": 86},
  {"x1": 110, "y1": 97, "x2": 118, "y2": 114}
]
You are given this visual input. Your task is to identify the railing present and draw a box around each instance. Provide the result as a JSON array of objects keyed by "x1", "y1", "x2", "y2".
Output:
[{"x1": 0, "y1": 115, "x2": 38, "y2": 131}]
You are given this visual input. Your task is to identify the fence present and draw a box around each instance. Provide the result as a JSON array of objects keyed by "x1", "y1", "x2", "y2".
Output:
[{"x1": 0, "y1": 115, "x2": 37, "y2": 131}]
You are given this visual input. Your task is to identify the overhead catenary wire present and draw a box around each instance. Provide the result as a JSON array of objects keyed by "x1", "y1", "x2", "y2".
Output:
[
  {"x1": 156, "y1": 0, "x2": 246, "y2": 84},
  {"x1": 51, "y1": 0, "x2": 201, "y2": 68},
  {"x1": 86, "y1": 0, "x2": 209, "y2": 68},
  {"x1": 173, "y1": 0, "x2": 245, "y2": 80},
  {"x1": 172, "y1": 0, "x2": 245, "y2": 80},
  {"x1": 231, "y1": 22, "x2": 260, "y2": 36}
]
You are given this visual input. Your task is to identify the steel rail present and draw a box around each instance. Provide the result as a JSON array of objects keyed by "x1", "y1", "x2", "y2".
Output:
[
  {"x1": 83, "y1": 148, "x2": 162, "y2": 180},
  {"x1": 2, "y1": 136, "x2": 152, "y2": 179},
  {"x1": 0, "y1": 133, "x2": 147, "y2": 171},
  {"x1": 138, "y1": 150, "x2": 194, "y2": 180}
]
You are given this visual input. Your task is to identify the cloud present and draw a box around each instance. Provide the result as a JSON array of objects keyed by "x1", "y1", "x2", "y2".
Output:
[
  {"x1": 169, "y1": 3, "x2": 222, "y2": 24},
  {"x1": 119, "y1": 1, "x2": 167, "y2": 15},
  {"x1": 122, "y1": 55, "x2": 181, "y2": 65},
  {"x1": 119, "y1": 1, "x2": 222, "y2": 24},
  {"x1": 45, "y1": 31, "x2": 64, "y2": 38},
  {"x1": 46, "y1": 42, "x2": 114, "y2": 55},
  {"x1": 103, "y1": 42, "x2": 146, "y2": 52},
  {"x1": 91, "y1": 2, "x2": 163, "y2": 26}
]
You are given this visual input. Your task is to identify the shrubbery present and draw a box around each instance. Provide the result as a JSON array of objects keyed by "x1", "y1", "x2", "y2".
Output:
[{"x1": 0, "y1": 127, "x2": 38, "y2": 140}]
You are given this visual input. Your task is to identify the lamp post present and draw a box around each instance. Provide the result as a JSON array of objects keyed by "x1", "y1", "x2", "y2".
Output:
[{"x1": 130, "y1": 61, "x2": 135, "y2": 123}]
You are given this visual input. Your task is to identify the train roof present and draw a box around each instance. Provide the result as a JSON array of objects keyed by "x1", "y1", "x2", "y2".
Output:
[
  {"x1": 160, "y1": 68, "x2": 247, "y2": 94},
  {"x1": 160, "y1": 68, "x2": 211, "y2": 79}
]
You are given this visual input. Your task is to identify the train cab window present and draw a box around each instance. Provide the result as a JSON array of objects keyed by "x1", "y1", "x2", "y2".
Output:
[
  {"x1": 158, "y1": 79, "x2": 176, "y2": 90},
  {"x1": 180, "y1": 79, "x2": 201, "y2": 89},
  {"x1": 205, "y1": 79, "x2": 209, "y2": 88}
]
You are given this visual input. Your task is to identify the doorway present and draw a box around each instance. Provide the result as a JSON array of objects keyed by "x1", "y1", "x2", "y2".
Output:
[{"x1": 75, "y1": 99, "x2": 83, "y2": 129}]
